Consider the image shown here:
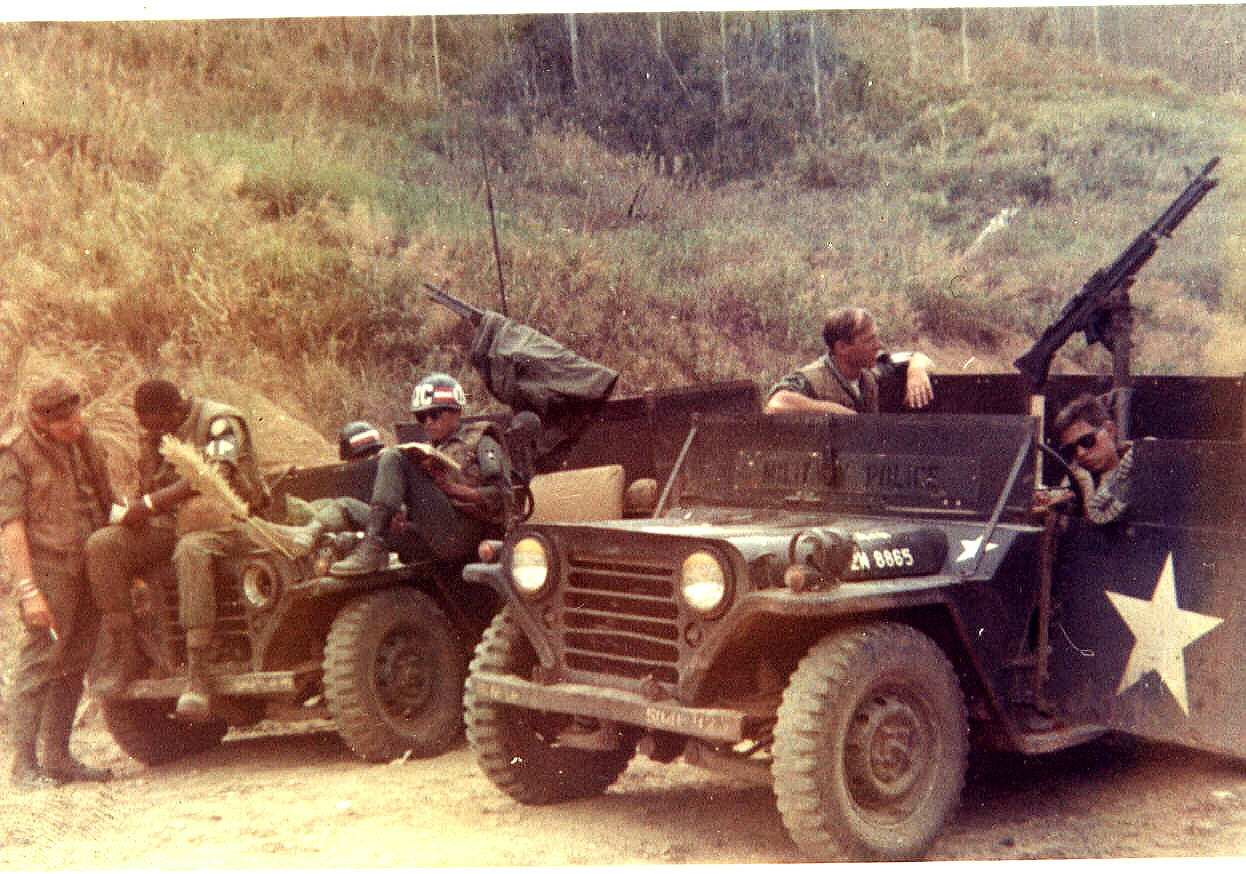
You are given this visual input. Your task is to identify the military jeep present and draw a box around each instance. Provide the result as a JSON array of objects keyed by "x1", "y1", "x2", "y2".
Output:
[
  {"x1": 98, "y1": 379, "x2": 761, "y2": 767},
  {"x1": 462, "y1": 371, "x2": 1246, "y2": 860}
]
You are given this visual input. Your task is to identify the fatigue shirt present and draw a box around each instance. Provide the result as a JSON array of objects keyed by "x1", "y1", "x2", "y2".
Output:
[
  {"x1": 1083, "y1": 441, "x2": 1135, "y2": 525},
  {"x1": 138, "y1": 397, "x2": 269, "y2": 519},
  {"x1": 437, "y1": 420, "x2": 511, "y2": 526},
  {"x1": 767, "y1": 352, "x2": 913, "y2": 413},
  {"x1": 0, "y1": 418, "x2": 114, "y2": 561}
]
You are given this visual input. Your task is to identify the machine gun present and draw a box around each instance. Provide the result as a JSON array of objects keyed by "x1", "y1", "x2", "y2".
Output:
[
  {"x1": 1014, "y1": 157, "x2": 1220, "y2": 390},
  {"x1": 424, "y1": 282, "x2": 485, "y2": 326}
]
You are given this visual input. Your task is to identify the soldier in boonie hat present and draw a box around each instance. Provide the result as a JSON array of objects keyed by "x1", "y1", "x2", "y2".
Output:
[{"x1": 2, "y1": 370, "x2": 115, "y2": 789}]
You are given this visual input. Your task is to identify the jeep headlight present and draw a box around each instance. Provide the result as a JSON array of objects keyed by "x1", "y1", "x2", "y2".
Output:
[
  {"x1": 510, "y1": 536, "x2": 551, "y2": 598},
  {"x1": 680, "y1": 551, "x2": 728, "y2": 614}
]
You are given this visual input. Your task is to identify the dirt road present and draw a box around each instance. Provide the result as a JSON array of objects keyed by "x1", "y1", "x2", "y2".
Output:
[{"x1": 2, "y1": 716, "x2": 1246, "y2": 868}]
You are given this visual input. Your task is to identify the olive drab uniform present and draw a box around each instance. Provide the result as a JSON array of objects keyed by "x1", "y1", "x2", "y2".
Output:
[
  {"x1": 0, "y1": 415, "x2": 115, "y2": 784},
  {"x1": 171, "y1": 398, "x2": 267, "y2": 646},
  {"x1": 796, "y1": 354, "x2": 880, "y2": 414},
  {"x1": 331, "y1": 419, "x2": 513, "y2": 575},
  {"x1": 88, "y1": 397, "x2": 267, "y2": 626},
  {"x1": 435, "y1": 420, "x2": 511, "y2": 527}
]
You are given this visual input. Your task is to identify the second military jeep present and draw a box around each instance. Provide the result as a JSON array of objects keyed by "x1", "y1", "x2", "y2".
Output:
[
  {"x1": 98, "y1": 380, "x2": 761, "y2": 767},
  {"x1": 97, "y1": 445, "x2": 505, "y2": 766},
  {"x1": 462, "y1": 372, "x2": 1246, "y2": 860}
]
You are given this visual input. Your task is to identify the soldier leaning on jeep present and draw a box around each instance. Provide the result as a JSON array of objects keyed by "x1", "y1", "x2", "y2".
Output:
[
  {"x1": 86, "y1": 379, "x2": 268, "y2": 721},
  {"x1": 765, "y1": 306, "x2": 935, "y2": 415}
]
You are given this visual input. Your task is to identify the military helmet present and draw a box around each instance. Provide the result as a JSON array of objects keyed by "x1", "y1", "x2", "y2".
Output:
[
  {"x1": 338, "y1": 420, "x2": 384, "y2": 461},
  {"x1": 410, "y1": 373, "x2": 466, "y2": 415}
]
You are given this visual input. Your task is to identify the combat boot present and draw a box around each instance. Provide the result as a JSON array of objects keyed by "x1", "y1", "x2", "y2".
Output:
[
  {"x1": 249, "y1": 517, "x2": 325, "y2": 558},
  {"x1": 91, "y1": 611, "x2": 142, "y2": 698},
  {"x1": 9, "y1": 692, "x2": 55, "y2": 791},
  {"x1": 42, "y1": 679, "x2": 112, "y2": 784},
  {"x1": 175, "y1": 635, "x2": 212, "y2": 721},
  {"x1": 329, "y1": 505, "x2": 394, "y2": 576}
]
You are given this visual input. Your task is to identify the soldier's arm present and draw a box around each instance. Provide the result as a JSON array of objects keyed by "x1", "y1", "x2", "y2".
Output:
[
  {"x1": 876, "y1": 351, "x2": 935, "y2": 409},
  {"x1": 472, "y1": 435, "x2": 511, "y2": 517},
  {"x1": 765, "y1": 372, "x2": 857, "y2": 415},
  {"x1": 2, "y1": 519, "x2": 52, "y2": 632}
]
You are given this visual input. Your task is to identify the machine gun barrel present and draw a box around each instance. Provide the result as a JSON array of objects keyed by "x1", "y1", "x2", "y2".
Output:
[
  {"x1": 424, "y1": 283, "x2": 486, "y2": 326},
  {"x1": 1014, "y1": 157, "x2": 1219, "y2": 388}
]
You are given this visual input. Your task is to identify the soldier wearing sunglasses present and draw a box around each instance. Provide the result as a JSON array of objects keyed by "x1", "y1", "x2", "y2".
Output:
[
  {"x1": 330, "y1": 373, "x2": 512, "y2": 576},
  {"x1": 1043, "y1": 392, "x2": 1135, "y2": 525}
]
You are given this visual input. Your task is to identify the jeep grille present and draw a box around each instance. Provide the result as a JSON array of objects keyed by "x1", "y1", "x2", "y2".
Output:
[{"x1": 561, "y1": 552, "x2": 682, "y2": 685}]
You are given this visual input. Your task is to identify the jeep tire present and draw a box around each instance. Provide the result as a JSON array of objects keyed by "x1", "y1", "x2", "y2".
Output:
[
  {"x1": 101, "y1": 698, "x2": 228, "y2": 765},
  {"x1": 323, "y1": 587, "x2": 465, "y2": 762},
  {"x1": 465, "y1": 606, "x2": 636, "y2": 803},
  {"x1": 772, "y1": 622, "x2": 968, "y2": 861}
]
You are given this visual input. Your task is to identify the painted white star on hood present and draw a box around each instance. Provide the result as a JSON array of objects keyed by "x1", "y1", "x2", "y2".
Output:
[
  {"x1": 1106, "y1": 553, "x2": 1223, "y2": 715},
  {"x1": 955, "y1": 536, "x2": 999, "y2": 562}
]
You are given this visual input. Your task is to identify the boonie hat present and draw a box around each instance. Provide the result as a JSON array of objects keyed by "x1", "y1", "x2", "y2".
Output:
[{"x1": 29, "y1": 376, "x2": 82, "y2": 421}]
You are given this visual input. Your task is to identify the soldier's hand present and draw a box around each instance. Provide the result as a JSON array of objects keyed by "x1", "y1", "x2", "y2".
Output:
[
  {"x1": 19, "y1": 590, "x2": 54, "y2": 633},
  {"x1": 1032, "y1": 487, "x2": 1076, "y2": 515},
  {"x1": 390, "y1": 509, "x2": 409, "y2": 533},
  {"x1": 426, "y1": 465, "x2": 450, "y2": 490},
  {"x1": 904, "y1": 366, "x2": 934, "y2": 409},
  {"x1": 119, "y1": 500, "x2": 155, "y2": 527}
]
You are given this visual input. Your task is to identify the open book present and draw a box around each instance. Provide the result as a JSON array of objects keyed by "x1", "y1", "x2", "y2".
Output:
[{"x1": 394, "y1": 441, "x2": 462, "y2": 473}]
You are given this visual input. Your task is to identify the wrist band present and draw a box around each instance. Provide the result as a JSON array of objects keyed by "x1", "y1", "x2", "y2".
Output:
[
  {"x1": 15, "y1": 578, "x2": 40, "y2": 602},
  {"x1": 142, "y1": 493, "x2": 155, "y2": 512}
]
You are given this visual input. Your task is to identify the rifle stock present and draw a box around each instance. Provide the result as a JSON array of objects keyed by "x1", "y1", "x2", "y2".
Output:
[{"x1": 1014, "y1": 157, "x2": 1219, "y2": 388}]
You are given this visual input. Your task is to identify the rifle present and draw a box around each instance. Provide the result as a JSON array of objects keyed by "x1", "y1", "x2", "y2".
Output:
[
  {"x1": 1014, "y1": 157, "x2": 1219, "y2": 389},
  {"x1": 424, "y1": 282, "x2": 486, "y2": 326}
]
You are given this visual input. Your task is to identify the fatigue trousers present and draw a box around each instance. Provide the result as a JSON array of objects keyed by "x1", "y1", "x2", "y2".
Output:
[
  {"x1": 172, "y1": 528, "x2": 249, "y2": 645},
  {"x1": 85, "y1": 523, "x2": 178, "y2": 613},
  {"x1": 9, "y1": 559, "x2": 97, "y2": 765},
  {"x1": 371, "y1": 448, "x2": 492, "y2": 564}
]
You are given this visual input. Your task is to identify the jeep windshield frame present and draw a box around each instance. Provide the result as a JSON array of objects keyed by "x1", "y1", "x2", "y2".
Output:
[{"x1": 667, "y1": 413, "x2": 1039, "y2": 523}]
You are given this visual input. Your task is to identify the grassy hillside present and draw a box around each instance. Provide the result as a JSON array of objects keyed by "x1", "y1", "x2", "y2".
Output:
[{"x1": 0, "y1": 12, "x2": 1244, "y2": 479}]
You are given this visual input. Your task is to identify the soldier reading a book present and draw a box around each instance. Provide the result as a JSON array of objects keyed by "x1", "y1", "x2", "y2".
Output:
[{"x1": 330, "y1": 373, "x2": 513, "y2": 576}]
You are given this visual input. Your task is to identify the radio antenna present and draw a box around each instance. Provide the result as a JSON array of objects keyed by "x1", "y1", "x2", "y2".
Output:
[{"x1": 480, "y1": 142, "x2": 509, "y2": 316}]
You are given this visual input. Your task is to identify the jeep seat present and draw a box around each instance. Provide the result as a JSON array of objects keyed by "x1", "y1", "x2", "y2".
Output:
[{"x1": 526, "y1": 464, "x2": 625, "y2": 523}]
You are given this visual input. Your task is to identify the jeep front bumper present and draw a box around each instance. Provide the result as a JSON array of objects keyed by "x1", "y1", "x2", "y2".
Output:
[{"x1": 467, "y1": 672, "x2": 748, "y2": 743}]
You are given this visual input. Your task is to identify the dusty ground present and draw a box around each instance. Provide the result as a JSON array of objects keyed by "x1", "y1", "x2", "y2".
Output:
[{"x1": 2, "y1": 714, "x2": 1245, "y2": 868}]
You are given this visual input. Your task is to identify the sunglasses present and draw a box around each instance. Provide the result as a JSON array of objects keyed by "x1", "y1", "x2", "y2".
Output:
[
  {"x1": 415, "y1": 410, "x2": 443, "y2": 425},
  {"x1": 1056, "y1": 427, "x2": 1103, "y2": 461}
]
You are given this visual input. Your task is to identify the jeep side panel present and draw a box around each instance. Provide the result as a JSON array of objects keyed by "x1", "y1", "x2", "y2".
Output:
[{"x1": 1042, "y1": 438, "x2": 1246, "y2": 759}]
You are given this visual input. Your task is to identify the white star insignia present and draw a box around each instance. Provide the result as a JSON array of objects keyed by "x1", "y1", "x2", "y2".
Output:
[
  {"x1": 1105, "y1": 553, "x2": 1223, "y2": 715},
  {"x1": 955, "y1": 537, "x2": 998, "y2": 562}
]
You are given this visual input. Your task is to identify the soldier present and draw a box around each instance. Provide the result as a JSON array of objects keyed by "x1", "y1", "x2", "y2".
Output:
[
  {"x1": 86, "y1": 379, "x2": 268, "y2": 720},
  {"x1": 330, "y1": 374, "x2": 512, "y2": 576},
  {"x1": 259, "y1": 420, "x2": 383, "y2": 556},
  {"x1": 1, "y1": 375, "x2": 115, "y2": 788},
  {"x1": 765, "y1": 306, "x2": 935, "y2": 415},
  {"x1": 1051, "y1": 393, "x2": 1135, "y2": 525}
]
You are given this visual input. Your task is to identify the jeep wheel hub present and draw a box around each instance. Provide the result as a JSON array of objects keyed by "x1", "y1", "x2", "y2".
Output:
[{"x1": 844, "y1": 692, "x2": 930, "y2": 809}]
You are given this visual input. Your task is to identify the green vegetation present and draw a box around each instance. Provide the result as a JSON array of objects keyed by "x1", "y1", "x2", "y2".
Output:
[{"x1": 1, "y1": 11, "x2": 1244, "y2": 463}]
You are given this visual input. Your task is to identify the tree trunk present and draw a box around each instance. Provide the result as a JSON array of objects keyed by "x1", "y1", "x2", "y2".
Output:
[
  {"x1": 1092, "y1": 6, "x2": 1103, "y2": 62},
  {"x1": 809, "y1": 16, "x2": 822, "y2": 124},
  {"x1": 907, "y1": 9, "x2": 919, "y2": 77},
  {"x1": 960, "y1": 8, "x2": 971, "y2": 83},
  {"x1": 431, "y1": 16, "x2": 441, "y2": 103},
  {"x1": 568, "y1": 13, "x2": 583, "y2": 93},
  {"x1": 719, "y1": 11, "x2": 730, "y2": 115}
]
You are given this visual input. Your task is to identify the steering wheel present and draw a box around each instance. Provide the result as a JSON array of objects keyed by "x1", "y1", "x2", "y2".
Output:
[{"x1": 1036, "y1": 442, "x2": 1087, "y2": 517}]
